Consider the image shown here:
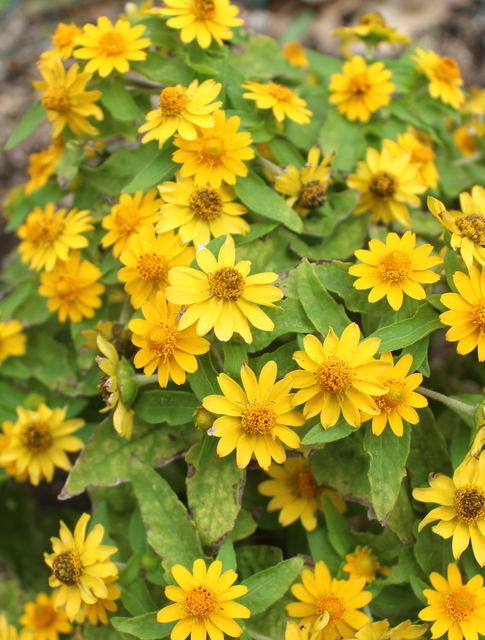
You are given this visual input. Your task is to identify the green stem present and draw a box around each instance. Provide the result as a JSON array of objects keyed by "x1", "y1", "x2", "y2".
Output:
[
  {"x1": 246, "y1": 630, "x2": 275, "y2": 640},
  {"x1": 134, "y1": 374, "x2": 158, "y2": 386},
  {"x1": 417, "y1": 386, "x2": 476, "y2": 416},
  {"x1": 118, "y1": 296, "x2": 131, "y2": 326},
  {"x1": 258, "y1": 156, "x2": 283, "y2": 176},
  {"x1": 453, "y1": 152, "x2": 481, "y2": 166}
]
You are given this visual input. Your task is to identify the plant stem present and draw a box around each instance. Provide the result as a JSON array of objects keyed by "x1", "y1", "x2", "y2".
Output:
[
  {"x1": 417, "y1": 386, "x2": 476, "y2": 416},
  {"x1": 134, "y1": 374, "x2": 158, "y2": 386},
  {"x1": 258, "y1": 156, "x2": 283, "y2": 176},
  {"x1": 453, "y1": 152, "x2": 481, "y2": 166},
  {"x1": 246, "y1": 630, "x2": 275, "y2": 640}
]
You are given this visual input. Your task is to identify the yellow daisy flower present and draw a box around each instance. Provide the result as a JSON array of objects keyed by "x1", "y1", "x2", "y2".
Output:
[
  {"x1": 166, "y1": 235, "x2": 282, "y2": 343},
  {"x1": 203, "y1": 361, "x2": 304, "y2": 470},
  {"x1": 241, "y1": 81, "x2": 312, "y2": 125},
  {"x1": 413, "y1": 451, "x2": 485, "y2": 566},
  {"x1": 33, "y1": 57, "x2": 103, "y2": 137},
  {"x1": 157, "y1": 176, "x2": 249, "y2": 246},
  {"x1": 0, "y1": 614, "x2": 17, "y2": 640},
  {"x1": 138, "y1": 79, "x2": 222, "y2": 148},
  {"x1": 101, "y1": 189, "x2": 161, "y2": 258},
  {"x1": 440, "y1": 265, "x2": 485, "y2": 361},
  {"x1": 173, "y1": 110, "x2": 255, "y2": 188},
  {"x1": 44, "y1": 513, "x2": 119, "y2": 621},
  {"x1": 274, "y1": 146, "x2": 332, "y2": 216},
  {"x1": 0, "y1": 404, "x2": 83, "y2": 486},
  {"x1": 20, "y1": 592, "x2": 72, "y2": 640},
  {"x1": 75, "y1": 577, "x2": 121, "y2": 626},
  {"x1": 418, "y1": 563, "x2": 485, "y2": 640},
  {"x1": 328, "y1": 56, "x2": 395, "y2": 123},
  {"x1": 332, "y1": 13, "x2": 410, "y2": 53},
  {"x1": 25, "y1": 136, "x2": 64, "y2": 195},
  {"x1": 412, "y1": 48, "x2": 465, "y2": 109},
  {"x1": 453, "y1": 121, "x2": 485, "y2": 157},
  {"x1": 285, "y1": 618, "x2": 331, "y2": 640},
  {"x1": 0, "y1": 318, "x2": 26, "y2": 364},
  {"x1": 428, "y1": 189, "x2": 485, "y2": 268},
  {"x1": 0, "y1": 421, "x2": 28, "y2": 482},
  {"x1": 282, "y1": 41, "x2": 309, "y2": 68},
  {"x1": 258, "y1": 457, "x2": 345, "y2": 531},
  {"x1": 286, "y1": 560, "x2": 372, "y2": 640},
  {"x1": 343, "y1": 546, "x2": 390, "y2": 584},
  {"x1": 39, "y1": 251, "x2": 105, "y2": 323},
  {"x1": 129, "y1": 291, "x2": 211, "y2": 388},
  {"x1": 347, "y1": 146, "x2": 426, "y2": 227},
  {"x1": 348, "y1": 231, "x2": 442, "y2": 311},
  {"x1": 384, "y1": 129, "x2": 439, "y2": 189},
  {"x1": 118, "y1": 224, "x2": 194, "y2": 309},
  {"x1": 290, "y1": 324, "x2": 388, "y2": 430},
  {"x1": 17, "y1": 203, "x2": 94, "y2": 272},
  {"x1": 152, "y1": 0, "x2": 243, "y2": 49},
  {"x1": 40, "y1": 23, "x2": 83, "y2": 62},
  {"x1": 73, "y1": 17, "x2": 150, "y2": 77},
  {"x1": 353, "y1": 620, "x2": 427, "y2": 640}
]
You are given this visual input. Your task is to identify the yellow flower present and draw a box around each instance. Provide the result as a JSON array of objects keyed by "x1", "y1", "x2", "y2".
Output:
[
  {"x1": 75, "y1": 577, "x2": 121, "y2": 626},
  {"x1": 290, "y1": 324, "x2": 388, "y2": 430},
  {"x1": 203, "y1": 361, "x2": 304, "y2": 469},
  {"x1": 0, "y1": 404, "x2": 83, "y2": 486},
  {"x1": 384, "y1": 130, "x2": 439, "y2": 189},
  {"x1": 173, "y1": 110, "x2": 255, "y2": 188},
  {"x1": 152, "y1": 0, "x2": 243, "y2": 48},
  {"x1": 282, "y1": 41, "x2": 309, "y2": 68},
  {"x1": 241, "y1": 81, "x2": 312, "y2": 125},
  {"x1": 347, "y1": 146, "x2": 426, "y2": 227},
  {"x1": 17, "y1": 203, "x2": 94, "y2": 272},
  {"x1": 0, "y1": 318, "x2": 26, "y2": 364},
  {"x1": 118, "y1": 224, "x2": 194, "y2": 309},
  {"x1": 101, "y1": 189, "x2": 161, "y2": 258},
  {"x1": 418, "y1": 563, "x2": 485, "y2": 640},
  {"x1": 332, "y1": 13, "x2": 410, "y2": 54},
  {"x1": 329, "y1": 56, "x2": 395, "y2": 123},
  {"x1": 129, "y1": 292, "x2": 211, "y2": 387},
  {"x1": 40, "y1": 23, "x2": 83, "y2": 61},
  {"x1": 428, "y1": 189, "x2": 485, "y2": 268},
  {"x1": 258, "y1": 457, "x2": 345, "y2": 531},
  {"x1": 349, "y1": 231, "x2": 442, "y2": 310},
  {"x1": 462, "y1": 87, "x2": 485, "y2": 115},
  {"x1": 138, "y1": 79, "x2": 222, "y2": 148},
  {"x1": 0, "y1": 421, "x2": 28, "y2": 482},
  {"x1": 25, "y1": 137, "x2": 64, "y2": 195},
  {"x1": 0, "y1": 614, "x2": 17, "y2": 640},
  {"x1": 412, "y1": 49, "x2": 465, "y2": 109},
  {"x1": 73, "y1": 17, "x2": 150, "y2": 77},
  {"x1": 44, "y1": 513, "x2": 119, "y2": 621},
  {"x1": 33, "y1": 57, "x2": 103, "y2": 137},
  {"x1": 440, "y1": 265, "x2": 485, "y2": 361},
  {"x1": 286, "y1": 560, "x2": 372, "y2": 640},
  {"x1": 274, "y1": 146, "x2": 332, "y2": 216},
  {"x1": 157, "y1": 176, "x2": 249, "y2": 246},
  {"x1": 343, "y1": 547, "x2": 390, "y2": 584},
  {"x1": 285, "y1": 618, "x2": 331, "y2": 640},
  {"x1": 166, "y1": 235, "x2": 282, "y2": 343},
  {"x1": 413, "y1": 452, "x2": 485, "y2": 566},
  {"x1": 20, "y1": 592, "x2": 72, "y2": 640},
  {"x1": 157, "y1": 558, "x2": 250, "y2": 640},
  {"x1": 353, "y1": 620, "x2": 427, "y2": 640},
  {"x1": 453, "y1": 121, "x2": 485, "y2": 157}
]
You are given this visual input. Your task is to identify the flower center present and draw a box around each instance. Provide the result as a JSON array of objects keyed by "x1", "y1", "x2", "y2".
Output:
[
  {"x1": 208, "y1": 267, "x2": 245, "y2": 300},
  {"x1": 52, "y1": 551, "x2": 83, "y2": 585},
  {"x1": 352, "y1": 550, "x2": 378, "y2": 577},
  {"x1": 114, "y1": 206, "x2": 141, "y2": 234},
  {"x1": 32, "y1": 605, "x2": 56, "y2": 629},
  {"x1": 369, "y1": 172, "x2": 396, "y2": 197},
  {"x1": 20, "y1": 422, "x2": 53, "y2": 452},
  {"x1": 375, "y1": 380, "x2": 406, "y2": 411},
  {"x1": 378, "y1": 250, "x2": 412, "y2": 283},
  {"x1": 455, "y1": 214, "x2": 485, "y2": 245},
  {"x1": 316, "y1": 595, "x2": 345, "y2": 622},
  {"x1": 56, "y1": 277, "x2": 79, "y2": 301},
  {"x1": 184, "y1": 586, "x2": 215, "y2": 617},
  {"x1": 268, "y1": 83, "x2": 294, "y2": 102},
  {"x1": 349, "y1": 72, "x2": 371, "y2": 95},
  {"x1": 453, "y1": 485, "x2": 485, "y2": 523},
  {"x1": 25, "y1": 217, "x2": 64, "y2": 244},
  {"x1": 359, "y1": 12, "x2": 386, "y2": 27},
  {"x1": 471, "y1": 301, "x2": 485, "y2": 331},
  {"x1": 193, "y1": 0, "x2": 216, "y2": 19},
  {"x1": 189, "y1": 188, "x2": 223, "y2": 220},
  {"x1": 203, "y1": 137, "x2": 224, "y2": 159},
  {"x1": 41, "y1": 88, "x2": 69, "y2": 113},
  {"x1": 294, "y1": 468, "x2": 319, "y2": 498},
  {"x1": 445, "y1": 587, "x2": 476, "y2": 621},
  {"x1": 160, "y1": 86, "x2": 188, "y2": 115},
  {"x1": 98, "y1": 30, "x2": 126, "y2": 56},
  {"x1": 137, "y1": 253, "x2": 168, "y2": 283},
  {"x1": 435, "y1": 57, "x2": 460, "y2": 82},
  {"x1": 316, "y1": 357, "x2": 352, "y2": 393},
  {"x1": 52, "y1": 24, "x2": 79, "y2": 49},
  {"x1": 296, "y1": 180, "x2": 326, "y2": 210},
  {"x1": 411, "y1": 145, "x2": 434, "y2": 164},
  {"x1": 241, "y1": 401, "x2": 276, "y2": 436},
  {"x1": 148, "y1": 323, "x2": 178, "y2": 358}
]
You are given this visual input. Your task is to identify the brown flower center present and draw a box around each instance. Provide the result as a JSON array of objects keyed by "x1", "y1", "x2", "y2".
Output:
[
  {"x1": 193, "y1": 0, "x2": 216, "y2": 19},
  {"x1": 316, "y1": 357, "x2": 352, "y2": 393},
  {"x1": 359, "y1": 12, "x2": 386, "y2": 27},
  {"x1": 316, "y1": 595, "x2": 345, "y2": 622},
  {"x1": 268, "y1": 83, "x2": 294, "y2": 102},
  {"x1": 435, "y1": 57, "x2": 460, "y2": 82},
  {"x1": 137, "y1": 253, "x2": 168, "y2": 283},
  {"x1": 297, "y1": 180, "x2": 326, "y2": 210},
  {"x1": 455, "y1": 214, "x2": 485, "y2": 245},
  {"x1": 41, "y1": 88, "x2": 70, "y2": 113},
  {"x1": 148, "y1": 323, "x2": 178, "y2": 358},
  {"x1": 445, "y1": 587, "x2": 476, "y2": 621},
  {"x1": 32, "y1": 605, "x2": 56, "y2": 629},
  {"x1": 184, "y1": 586, "x2": 215, "y2": 617},
  {"x1": 471, "y1": 301, "x2": 485, "y2": 331},
  {"x1": 378, "y1": 250, "x2": 412, "y2": 283},
  {"x1": 375, "y1": 380, "x2": 406, "y2": 411},
  {"x1": 453, "y1": 485, "x2": 485, "y2": 524},
  {"x1": 160, "y1": 86, "x2": 188, "y2": 115},
  {"x1": 241, "y1": 401, "x2": 276, "y2": 436},
  {"x1": 98, "y1": 373, "x2": 114, "y2": 406},
  {"x1": 20, "y1": 422, "x2": 53, "y2": 452},
  {"x1": 208, "y1": 267, "x2": 245, "y2": 300},
  {"x1": 189, "y1": 188, "x2": 223, "y2": 220},
  {"x1": 52, "y1": 551, "x2": 82, "y2": 585},
  {"x1": 98, "y1": 30, "x2": 126, "y2": 56},
  {"x1": 203, "y1": 137, "x2": 224, "y2": 159},
  {"x1": 369, "y1": 172, "x2": 396, "y2": 197},
  {"x1": 114, "y1": 206, "x2": 141, "y2": 234},
  {"x1": 349, "y1": 72, "x2": 371, "y2": 95},
  {"x1": 294, "y1": 468, "x2": 319, "y2": 498}
]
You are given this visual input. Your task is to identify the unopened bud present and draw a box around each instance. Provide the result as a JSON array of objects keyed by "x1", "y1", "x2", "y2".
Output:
[
  {"x1": 116, "y1": 358, "x2": 138, "y2": 406},
  {"x1": 193, "y1": 406, "x2": 215, "y2": 431}
]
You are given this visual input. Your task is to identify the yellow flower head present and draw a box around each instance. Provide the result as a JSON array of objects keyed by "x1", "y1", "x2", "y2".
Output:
[
  {"x1": 440, "y1": 265, "x2": 485, "y2": 361},
  {"x1": 203, "y1": 361, "x2": 304, "y2": 469},
  {"x1": 101, "y1": 189, "x2": 162, "y2": 258},
  {"x1": 453, "y1": 121, "x2": 485, "y2": 157},
  {"x1": 157, "y1": 558, "x2": 250, "y2": 640},
  {"x1": 241, "y1": 81, "x2": 313, "y2": 125},
  {"x1": 290, "y1": 324, "x2": 388, "y2": 430},
  {"x1": 157, "y1": 176, "x2": 249, "y2": 246},
  {"x1": 462, "y1": 87, "x2": 485, "y2": 115},
  {"x1": 274, "y1": 146, "x2": 332, "y2": 216},
  {"x1": 348, "y1": 146, "x2": 426, "y2": 227},
  {"x1": 258, "y1": 457, "x2": 345, "y2": 530},
  {"x1": 286, "y1": 560, "x2": 372, "y2": 640},
  {"x1": 173, "y1": 110, "x2": 255, "y2": 188},
  {"x1": 152, "y1": 0, "x2": 243, "y2": 48},
  {"x1": 17, "y1": 203, "x2": 94, "y2": 272},
  {"x1": 349, "y1": 231, "x2": 442, "y2": 311},
  {"x1": 412, "y1": 48, "x2": 465, "y2": 109},
  {"x1": 44, "y1": 513, "x2": 119, "y2": 621},
  {"x1": 329, "y1": 56, "x2": 395, "y2": 123},
  {"x1": 384, "y1": 130, "x2": 439, "y2": 189},
  {"x1": 33, "y1": 57, "x2": 103, "y2": 137},
  {"x1": 25, "y1": 136, "x2": 64, "y2": 196},
  {"x1": 129, "y1": 292, "x2": 211, "y2": 388},
  {"x1": 40, "y1": 23, "x2": 83, "y2": 61},
  {"x1": 413, "y1": 451, "x2": 485, "y2": 566},
  {"x1": 343, "y1": 546, "x2": 390, "y2": 584},
  {"x1": 73, "y1": 17, "x2": 150, "y2": 77},
  {"x1": 20, "y1": 592, "x2": 72, "y2": 640},
  {"x1": 418, "y1": 563, "x2": 485, "y2": 640},
  {"x1": 332, "y1": 13, "x2": 410, "y2": 54},
  {"x1": 118, "y1": 224, "x2": 194, "y2": 309},
  {"x1": 428, "y1": 189, "x2": 485, "y2": 269},
  {"x1": 166, "y1": 235, "x2": 283, "y2": 343},
  {"x1": 282, "y1": 41, "x2": 309, "y2": 68},
  {"x1": 0, "y1": 404, "x2": 83, "y2": 486},
  {"x1": 0, "y1": 614, "x2": 17, "y2": 640},
  {"x1": 0, "y1": 421, "x2": 28, "y2": 482},
  {"x1": 353, "y1": 620, "x2": 427, "y2": 640},
  {"x1": 0, "y1": 318, "x2": 26, "y2": 364},
  {"x1": 139, "y1": 79, "x2": 222, "y2": 148},
  {"x1": 75, "y1": 576, "x2": 120, "y2": 626}
]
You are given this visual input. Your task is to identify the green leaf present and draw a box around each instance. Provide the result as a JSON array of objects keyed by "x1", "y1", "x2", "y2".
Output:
[
  {"x1": 132, "y1": 52, "x2": 194, "y2": 85},
  {"x1": 4, "y1": 101, "x2": 45, "y2": 150},
  {"x1": 414, "y1": 526, "x2": 454, "y2": 576},
  {"x1": 306, "y1": 526, "x2": 341, "y2": 573},
  {"x1": 28, "y1": 331, "x2": 78, "y2": 394},
  {"x1": 122, "y1": 148, "x2": 175, "y2": 193},
  {"x1": 230, "y1": 35, "x2": 300, "y2": 80},
  {"x1": 134, "y1": 390, "x2": 199, "y2": 425},
  {"x1": 407, "y1": 408, "x2": 451, "y2": 488},
  {"x1": 112, "y1": 614, "x2": 171, "y2": 640},
  {"x1": 302, "y1": 419, "x2": 354, "y2": 445},
  {"x1": 250, "y1": 297, "x2": 313, "y2": 351},
  {"x1": 223, "y1": 342, "x2": 248, "y2": 378},
  {"x1": 369, "y1": 304, "x2": 442, "y2": 353},
  {"x1": 100, "y1": 80, "x2": 144, "y2": 121},
  {"x1": 189, "y1": 354, "x2": 220, "y2": 400},
  {"x1": 216, "y1": 538, "x2": 237, "y2": 571},
  {"x1": 322, "y1": 495, "x2": 357, "y2": 557},
  {"x1": 120, "y1": 579, "x2": 156, "y2": 616},
  {"x1": 236, "y1": 545, "x2": 283, "y2": 580}
]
